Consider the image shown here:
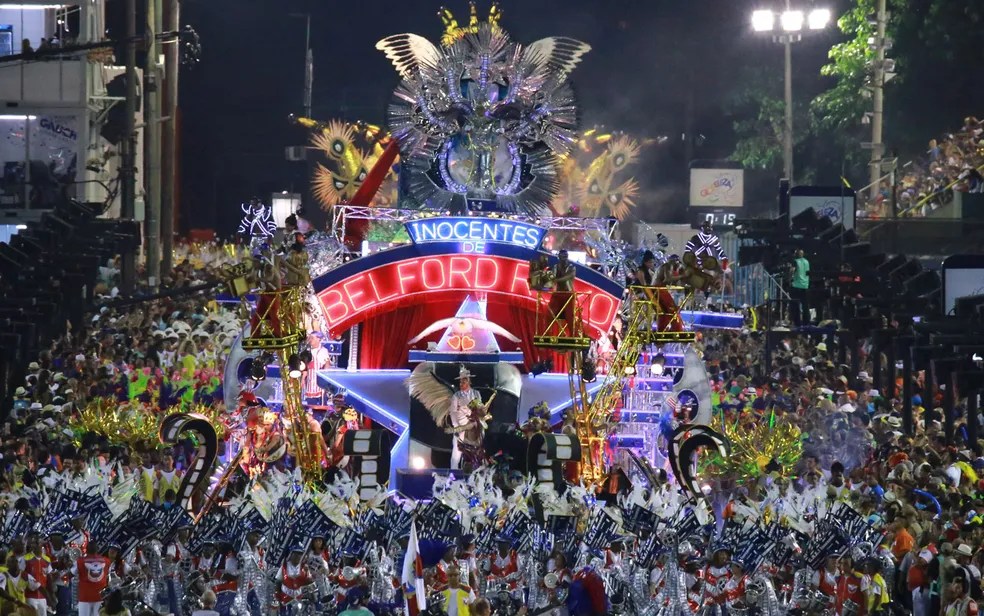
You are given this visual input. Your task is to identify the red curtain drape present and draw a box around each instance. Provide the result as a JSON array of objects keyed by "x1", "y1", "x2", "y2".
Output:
[
  {"x1": 359, "y1": 299, "x2": 462, "y2": 369},
  {"x1": 493, "y1": 304, "x2": 570, "y2": 374},
  {"x1": 359, "y1": 305, "x2": 427, "y2": 369}
]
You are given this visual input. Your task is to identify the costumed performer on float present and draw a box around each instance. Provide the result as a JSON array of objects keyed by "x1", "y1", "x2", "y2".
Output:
[
  {"x1": 634, "y1": 250, "x2": 686, "y2": 333},
  {"x1": 548, "y1": 250, "x2": 577, "y2": 335},
  {"x1": 406, "y1": 365, "x2": 495, "y2": 471},
  {"x1": 303, "y1": 332, "x2": 331, "y2": 406},
  {"x1": 683, "y1": 220, "x2": 729, "y2": 300},
  {"x1": 448, "y1": 367, "x2": 493, "y2": 470},
  {"x1": 528, "y1": 252, "x2": 554, "y2": 292}
]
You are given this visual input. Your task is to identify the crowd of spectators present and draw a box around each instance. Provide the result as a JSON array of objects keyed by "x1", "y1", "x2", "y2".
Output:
[
  {"x1": 675, "y1": 327, "x2": 984, "y2": 616},
  {"x1": 3, "y1": 241, "x2": 243, "y2": 495},
  {"x1": 862, "y1": 116, "x2": 984, "y2": 219},
  {"x1": 0, "y1": 236, "x2": 983, "y2": 616}
]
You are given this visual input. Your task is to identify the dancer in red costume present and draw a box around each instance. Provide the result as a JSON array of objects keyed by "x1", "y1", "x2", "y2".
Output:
[{"x1": 276, "y1": 548, "x2": 313, "y2": 605}]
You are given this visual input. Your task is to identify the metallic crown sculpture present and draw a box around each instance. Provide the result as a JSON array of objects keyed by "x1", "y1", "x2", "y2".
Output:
[{"x1": 376, "y1": 4, "x2": 590, "y2": 214}]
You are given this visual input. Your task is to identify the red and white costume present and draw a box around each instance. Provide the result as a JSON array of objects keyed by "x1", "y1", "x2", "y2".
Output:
[
  {"x1": 22, "y1": 552, "x2": 52, "y2": 616},
  {"x1": 489, "y1": 550, "x2": 519, "y2": 589},
  {"x1": 814, "y1": 568, "x2": 839, "y2": 597},
  {"x1": 433, "y1": 559, "x2": 455, "y2": 592},
  {"x1": 165, "y1": 540, "x2": 193, "y2": 580},
  {"x1": 605, "y1": 550, "x2": 624, "y2": 571},
  {"x1": 304, "y1": 345, "x2": 330, "y2": 398},
  {"x1": 74, "y1": 555, "x2": 110, "y2": 616},
  {"x1": 836, "y1": 572, "x2": 867, "y2": 616},
  {"x1": 704, "y1": 565, "x2": 732, "y2": 606},
  {"x1": 45, "y1": 544, "x2": 72, "y2": 595},
  {"x1": 332, "y1": 561, "x2": 361, "y2": 604},
  {"x1": 726, "y1": 574, "x2": 748, "y2": 607},
  {"x1": 200, "y1": 552, "x2": 238, "y2": 594},
  {"x1": 276, "y1": 562, "x2": 313, "y2": 603}
]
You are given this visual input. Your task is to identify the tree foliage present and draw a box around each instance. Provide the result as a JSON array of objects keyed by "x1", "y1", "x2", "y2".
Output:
[
  {"x1": 811, "y1": 0, "x2": 984, "y2": 176},
  {"x1": 728, "y1": 67, "x2": 813, "y2": 177}
]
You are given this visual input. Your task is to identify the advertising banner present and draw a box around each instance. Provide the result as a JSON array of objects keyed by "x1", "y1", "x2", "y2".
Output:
[{"x1": 689, "y1": 168, "x2": 744, "y2": 208}]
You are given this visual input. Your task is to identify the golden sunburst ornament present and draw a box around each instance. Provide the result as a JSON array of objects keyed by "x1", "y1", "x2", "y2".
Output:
[
  {"x1": 439, "y1": 2, "x2": 503, "y2": 46},
  {"x1": 308, "y1": 119, "x2": 396, "y2": 210},
  {"x1": 606, "y1": 135, "x2": 641, "y2": 172},
  {"x1": 552, "y1": 128, "x2": 647, "y2": 220}
]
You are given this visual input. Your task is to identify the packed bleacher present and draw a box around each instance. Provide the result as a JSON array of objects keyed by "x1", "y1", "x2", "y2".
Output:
[{"x1": 861, "y1": 116, "x2": 984, "y2": 219}]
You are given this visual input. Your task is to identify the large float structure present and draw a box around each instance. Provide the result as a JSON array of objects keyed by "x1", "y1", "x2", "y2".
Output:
[{"x1": 222, "y1": 5, "x2": 739, "y2": 496}]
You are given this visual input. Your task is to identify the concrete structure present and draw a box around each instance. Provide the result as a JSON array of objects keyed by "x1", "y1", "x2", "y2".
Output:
[{"x1": 0, "y1": 0, "x2": 141, "y2": 228}]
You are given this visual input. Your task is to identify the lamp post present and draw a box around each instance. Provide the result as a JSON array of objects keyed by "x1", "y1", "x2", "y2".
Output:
[
  {"x1": 751, "y1": 4, "x2": 832, "y2": 186},
  {"x1": 289, "y1": 13, "x2": 313, "y2": 118}
]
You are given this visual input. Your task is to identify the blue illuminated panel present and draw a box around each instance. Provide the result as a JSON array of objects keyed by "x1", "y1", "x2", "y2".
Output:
[{"x1": 404, "y1": 217, "x2": 547, "y2": 252}]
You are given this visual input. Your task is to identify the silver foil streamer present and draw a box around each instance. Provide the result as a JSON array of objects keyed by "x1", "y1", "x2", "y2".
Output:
[
  {"x1": 654, "y1": 530, "x2": 693, "y2": 616},
  {"x1": 235, "y1": 546, "x2": 268, "y2": 616},
  {"x1": 142, "y1": 540, "x2": 163, "y2": 610},
  {"x1": 367, "y1": 545, "x2": 397, "y2": 605},
  {"x1": 523, "y1": 552, "x2": 543, "y2": 610},
  {"x1": 759, "y1": 575, "x2": 782, "y2": 616}
]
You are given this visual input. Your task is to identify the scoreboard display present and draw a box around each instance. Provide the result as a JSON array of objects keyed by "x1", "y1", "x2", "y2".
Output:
[{"x1": 688, "y1": 164, "x2": 744, "y2": 229}]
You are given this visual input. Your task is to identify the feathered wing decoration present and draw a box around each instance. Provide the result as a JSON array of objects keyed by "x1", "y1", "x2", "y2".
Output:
[
  {"x1": 494, "y1": 363, "x2": 522, "y2": 399},
  {"x1": 674, "y1": 346, "x2": 713, "y2": 426},
  {"x1": 522, "y1": 37, "x2": 592, "y2": 81},
  {"x1": 406, "y1": 363, "x2": 453, "y2": 426},
  {"x1": 381, "y1": 20, "x2": 587, "y2": 215},
  {"x1": 375, "y1": 33, "x2": 443, "y2": 79},
  {"x1": 407, "y1": 318, "x2": 521, "y2": 344}
]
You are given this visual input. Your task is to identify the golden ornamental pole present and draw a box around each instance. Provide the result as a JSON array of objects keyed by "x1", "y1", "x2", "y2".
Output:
[{"x1": 242, "y1": 251, "x2": 322, "y2": 482}]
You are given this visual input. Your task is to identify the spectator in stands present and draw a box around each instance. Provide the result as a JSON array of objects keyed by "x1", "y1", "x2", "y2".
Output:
[{"x1": 789, "y1": 249, "x2": 811, "y2": 326}]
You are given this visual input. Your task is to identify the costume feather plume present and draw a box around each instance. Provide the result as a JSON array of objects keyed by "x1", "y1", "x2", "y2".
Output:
[{"x1": 406, "y1": 363, "x2": 453, "y2": 426}]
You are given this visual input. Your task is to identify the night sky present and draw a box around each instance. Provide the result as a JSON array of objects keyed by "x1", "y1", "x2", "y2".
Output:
[{"x1": 113, "y1": 0, "x2": 849, "y2": 234}]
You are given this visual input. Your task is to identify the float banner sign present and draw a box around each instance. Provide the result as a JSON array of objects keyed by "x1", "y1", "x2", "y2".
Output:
[
  {"x1": 788, "y1": 186, "x2": 857, "y2": 230},
  {"x1": 405, "y1": 217, "x2": 547, "y2": 253},
  {"x1": 312, "y1": 242, "x2": 624, "y2": 337},
  {"x1": 689, "y1": 168, "x2": 744, "y2": 208}
]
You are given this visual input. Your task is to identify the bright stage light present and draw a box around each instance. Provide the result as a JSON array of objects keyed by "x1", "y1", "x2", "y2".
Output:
[
  {"x1": 650, "y1": 353, "x2": 665, "y2": 377},
  {"x1": 287, "y1": 354, "x2": 304, "y2": 379},
  {"x1": 751, "y1": 9, "x2": 775, "y2": 32},
  {"x1": 411, "y1": 455, "x2": 426, "y2": 470},
  {"x1": 808, "y1": 8, "x2": 832, "y2": 30},
  {"x1": 624, "y1": 366, "x2": 636, "y2": 376},
  {"x1": 781, "y1": 10, "x2": 805, "y2": 32}
]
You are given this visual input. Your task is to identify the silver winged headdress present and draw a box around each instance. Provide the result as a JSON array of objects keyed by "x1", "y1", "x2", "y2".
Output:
[{"x1": 377, "y1": 13, "x2": 590, "y2": 215}]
